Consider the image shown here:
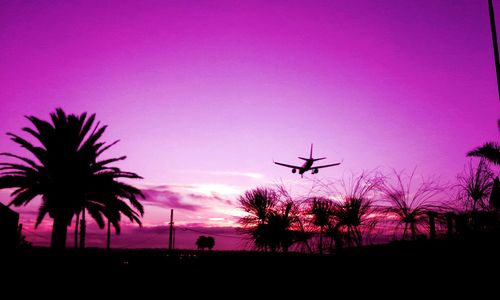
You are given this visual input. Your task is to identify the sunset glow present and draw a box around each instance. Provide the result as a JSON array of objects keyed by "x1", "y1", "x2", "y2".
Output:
[{"x1": 0, "y1": 0, "x2": 499, "y2": 249}]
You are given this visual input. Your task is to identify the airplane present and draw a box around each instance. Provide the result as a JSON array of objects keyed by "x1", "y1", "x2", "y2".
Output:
[{"x1": 274, "y1": 144, "x2": 341, "y2": 177}]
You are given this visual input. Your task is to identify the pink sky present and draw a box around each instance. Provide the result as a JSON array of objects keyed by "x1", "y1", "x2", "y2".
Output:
[{"x1": 0, "y1": 0, "x2": 499, "y2": 249}]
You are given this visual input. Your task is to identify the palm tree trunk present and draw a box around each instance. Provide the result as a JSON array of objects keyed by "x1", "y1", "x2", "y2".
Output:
[
  {"x1": 319, "y1": 226, "x2": 323, "y2": 255},
  {"x1": 411, "y1": 222, "x2": 416, "y2": 241},
  {"x1": 346, "y1": 226, "x2": 352, "y2": 247},
  {"x1": 402, "y1": 223, "x2": 408, "y2": 240},
  {"x1": 51, "y1": 217, "x2": 68, "y2": 250},
  {"x1": 332, "y1": 227, "x2": 343, "y2": 250},
  {"x1": 329, "y1": 234, "x2": 334, "y2": 254},
  {"x1": 297, "y1": 220, "x2": 313, "y2": 253},
  {"x1": 106, "y1": 219, "x2": 111, "y2": 250},
  {"x1": 74, "y1": 211, "x2": 80, "y2": 248},
  {"x1": 354, "y1": 227, "x2": 362, "y2": 246},
  {"x1": 79, "y1": 208, "x2": 86, "y2": 249}
]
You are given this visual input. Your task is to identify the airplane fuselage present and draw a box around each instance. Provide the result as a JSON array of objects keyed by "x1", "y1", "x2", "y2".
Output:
[{"x1": 299, "y1": 160, "x2": 315, "y2": 174}]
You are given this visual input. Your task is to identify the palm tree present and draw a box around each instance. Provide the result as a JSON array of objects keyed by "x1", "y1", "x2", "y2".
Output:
[
  {"x1": 79, "y1": 174, "x2": 144, "y2": 248},
  {"x1": 0, "y1": 108, "x2": 144, "y2": 249},
  {"x1": 238, "y1": 187, "x2": 301, "y2": 252},
  {"x1": 326, "y1": 223, "x2": 343, "y2": 252},
  {"x1": 334, "y1": 196, "x2": 376, "y2": 247},
  {"x1": 457, "y1": 159, "x2": 493, "y2": 212},
  {"x1": 309, "y1": 197, "x2": 335, "y2": 254},
  {"x1": 490, "y1": 177, "x2": 500, "y2": 210},
  {"x1": 326, "y1": 171, "x2": 381, "y2": 247},
  {"x1": 266, "y1": 200, "x2": 298, "y2": 252},
  {"x1": 468, "y1": 142, "x2": 500, "y2": 164},
  {"x1": 275, "y1": 183, "x2": 313, "y2": 253},
  {"x1": 468, "y1": 120, "x2": 500, "y2": 165},
  {"x1": 239, "y1": 187, "x2": 278, "y2": 226},
  {"x1": 379, "y1": 169, "x2": 443, "y2": 240},
  {"x1": 239, "y1": 187, "x2": 278, "y2": 251}
]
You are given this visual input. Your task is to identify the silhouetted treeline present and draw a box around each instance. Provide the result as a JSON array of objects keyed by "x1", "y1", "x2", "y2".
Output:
[{"x1": 238, "y1": 166, "x2": 500, "y2": 253}]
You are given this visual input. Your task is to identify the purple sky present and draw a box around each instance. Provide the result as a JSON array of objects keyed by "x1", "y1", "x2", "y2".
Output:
[{"x1": 1, "y1": 0, "x2": 499, "y2": 249}]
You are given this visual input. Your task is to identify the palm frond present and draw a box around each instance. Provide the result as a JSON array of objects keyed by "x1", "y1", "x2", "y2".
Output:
[{"x1": 467, "y1": 142, "x2": 500, "y2": 165}]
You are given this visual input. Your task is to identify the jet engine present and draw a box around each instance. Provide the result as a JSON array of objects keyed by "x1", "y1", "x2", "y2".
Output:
[
  {"x1": 313, "y1": 168, "x2": 319, "y2": 174},
  {"x1": 292, "y1": 169, "x2": 297, "y2": 173}
]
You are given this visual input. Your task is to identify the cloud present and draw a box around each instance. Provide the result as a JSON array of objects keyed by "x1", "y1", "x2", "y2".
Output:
[
  {"x1": 141, "y1": 188, "x2": 202, "y2": 212},
  {"x1": 185, "y1": 170, "x2": 265, "y2": 180},
  {"x1": 142, "y1": 183, "x2": 242, "y2": 205},
  {"x1": 207, "y1": 171, "x2": 265, "y2": 180},
  {"x1": 187, "y1": 193, "x2": 236, "y2": 206},
  {"x1": 140, "y1": 183, "x2": 241, "y2": 212},
  {"x1": 177, "y1": 183, "x2": 242, "y2": 197}
]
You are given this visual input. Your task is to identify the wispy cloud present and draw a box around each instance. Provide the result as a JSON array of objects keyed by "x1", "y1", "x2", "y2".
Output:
[
  {"x1": 186, "y1": 192, "x2": 237, "y2": 206},
  {"x1": 141, "y1": 183, "x2": 242, "y2": 211},
  {"x1": 177, "y1": 183, "x2": 243, "y2": 197},
  {"x1": 207, "y1": 171, "x2": 265, "y2": 180},
  {"x1": 141, "y1": 188, "x2": 202, "y2": 211},
  {"x1": 185, "y1": 170, "x2": 265, "y2": 180}
]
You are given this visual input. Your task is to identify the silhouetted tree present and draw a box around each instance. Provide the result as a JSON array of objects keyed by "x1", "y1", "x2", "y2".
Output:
[
  {"x1": 82, "y1": 180, "x2": 144, "y2": 248},
  {"x1": 196, "y1": 235, "x2": 216, "y2": 250},
  {"x1": 379, "y1": 169, "x2": 443, "y2": 240},
  {"x1": 239, "y1": 187, "x2": 278, "y2": 251},
  {"x1": 329, "y1": 172, "x2": 381, "y2": 247},
  {"x1": 468, "y1": 120, "x2": 500, "y2": 165},
  {"x1": 490, "y1": 177, "x2": 500, "y2": 210},
  {"x1": 196, "y1": 236, "x2": 207, "y2": 250},
  {"x1": 326, "y1": 224, "x2": 343, "y2": 252},
  {"x1": 457, "y1": 159, "x2": 493, "y2": 212},
  {"x1": 239, "y1": 188, "x2": 278, "y2": 226},
  {"x1": 206, "y1": 236, "x2": 215, "y2": 250},
  {"x1": 335, "y1": 197, "x2": 376, "y2": 247},
  {"x1": 239, "y1": 187, "x2": 302, "y2": 252},
  {"x1": 267, "y1": 201, "x2": 298, "y2": 252},
  {"x1": 248, "y1": 201, "x2": 299, "y2": 252},
  {"x1": 0, "y1": 108, "x2": 144, "y2": 249},
  {"x1": 275, "y1": 183, "x2": 312, "y2": 253},
  {"x1": 309, "y1": 197, "x2": 335, "y2": 254}
]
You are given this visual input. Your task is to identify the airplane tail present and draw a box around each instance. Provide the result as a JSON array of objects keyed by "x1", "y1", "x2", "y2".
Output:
[
  {"x1": 309, "y1": 144, "x2": 326, "y2": 161},
  {"x1": 298, "y1": 157, "x2": 309, "y2": 161}
]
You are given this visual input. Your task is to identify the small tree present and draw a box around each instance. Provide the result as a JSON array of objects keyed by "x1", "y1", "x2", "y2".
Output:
[
  {"x1": 239, "y1": 188, "x2": 278, "y2": 226},
  {"x1": 206, "y1": 236, "x2": 215, "y2": 250},
  {"x1": 319, "y1": 171, "x2": 381, "y2": 247},
  {"x1": 238, "y1": 187, "x2": 302, "y2": 252},
  {"x1": 379, "y1": 169, "x2": 443, "y2": 240},
  {"x1": 309, "y1": 197, "x2": 335, "y2": 254},
  {"x1": 196, "y1": 235, "x2": 215, "y2": 250},
  {"x1": 457, "y1": 159, "x2": 493, "y2": 212}
]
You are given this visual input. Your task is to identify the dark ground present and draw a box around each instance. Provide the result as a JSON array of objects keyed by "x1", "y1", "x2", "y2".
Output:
[{"x1": 2, "y1": 238, "x2": 500, "y2": 295}]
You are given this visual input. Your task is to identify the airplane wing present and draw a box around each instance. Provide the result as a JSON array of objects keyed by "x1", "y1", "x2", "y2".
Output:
[
  {"x1": 274, "y1": 161, "x2": 302, "y2": 169},
  {"x1": 313, "y1": 162, "x2": 341, "y2": 169}
]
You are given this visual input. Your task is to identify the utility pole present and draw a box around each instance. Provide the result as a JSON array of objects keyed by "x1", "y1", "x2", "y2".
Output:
[
  {"x1": 173, "y1": 225, "x2": 176, "y2": 249},
  {"x1": 80, "y1": 209, "x2": 86, "y2": 249},
  {"x1": 106, "y1": 219, "x2": 111, "y2": 250},
  {"x1": 17, "y1": 223, "x2": 23, "y2": 246},
  {"x1": 168, "y1": 209, "x2": 174, "y2": 251},
  {"x1": 489, "y1": 0, "x2": 500, "y2": 100}
]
